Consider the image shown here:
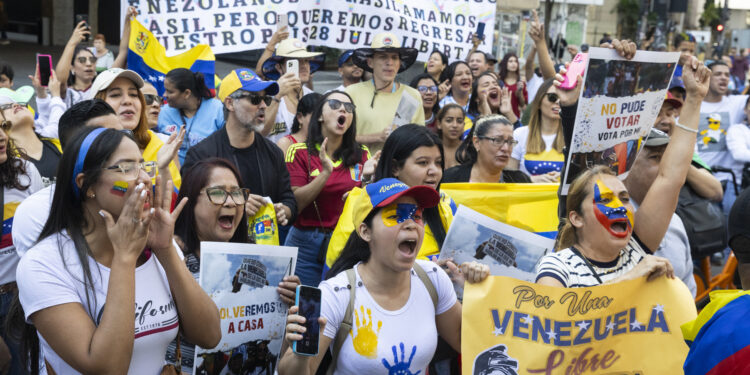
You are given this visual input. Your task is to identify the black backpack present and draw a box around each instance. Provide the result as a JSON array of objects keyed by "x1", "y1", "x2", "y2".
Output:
[{"x1": 675, "y1": 183, "x2": 728, "y2": 259}]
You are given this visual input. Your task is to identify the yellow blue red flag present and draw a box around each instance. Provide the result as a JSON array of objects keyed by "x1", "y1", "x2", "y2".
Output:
[
  {"x1": 127, "y1": 18, "x2": 215, "y2": 96},
  {"x1": 439, "y1": 183, "x2": 560, "y2": 239},
  {"x1": 681, "y1": 290, "x2": 750, "y2": 374}
]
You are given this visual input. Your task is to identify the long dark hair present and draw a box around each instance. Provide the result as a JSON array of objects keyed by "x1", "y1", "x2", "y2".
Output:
[
  {"x1": 456, "y1": 115, "x2": 513, "y2": 165},
  {"x1": 375, "y1": 125, "x2": 447, "y2": 248},
  {"x1": 68, "y1": 46, "x2": 95, "y2": 86},
  {"x1": 327, "y1": 213, "x2": 376, "y2": 278},
  {"x1": 0, "y1": 117, "x2": 31, "y2": 191},
  {"x1": 409, "y1": 73, "x2": 440, "y2": 115},
  {"x1": 467, "y1": 71, "x2": 500, "y2": 118},
  {"x1": 424, "y1": 50, "x2": 448, "y2": 74},
  {"x1": 498, "y1": 53, "x2": 520, "y2": 82},
  {"x1": 11, "y1": 127, "x2": 130, "y2": 374},
  {"x1": 291, "y1": 93, "x2": 323, "y2": 134},
  {"x1": 439, "y1": 61, "x2": 471, "y2": 96},
  {"x1": 306, "y1": 91, "x2": 363, "y2": 168},
  {"x1": 175, "y1": 158, "x2": 250, "y2": 256},
  {"x1": 165, "y1": 68, "x2": 213, "y2": 99}
]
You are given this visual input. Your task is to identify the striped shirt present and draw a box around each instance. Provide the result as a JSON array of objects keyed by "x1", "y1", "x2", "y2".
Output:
[{"x1": 535, "y1": 237, "x2": 649, "y2": 287}]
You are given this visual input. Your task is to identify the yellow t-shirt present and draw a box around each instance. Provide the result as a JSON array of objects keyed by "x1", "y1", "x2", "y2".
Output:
[
  {"x1": 346, "y1": 81, "x2": 425, "y2": 153},
  {"x1": 142, "y1": 130, "x2": 182, "y2": 189},
  {"x1": 325, "y1": 187, "x2": 454, "y2": 268}
]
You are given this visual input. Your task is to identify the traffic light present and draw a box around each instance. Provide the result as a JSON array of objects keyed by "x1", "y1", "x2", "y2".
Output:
[{"x1": 717, "y1": 24, "x2": 724, "y2": 32}]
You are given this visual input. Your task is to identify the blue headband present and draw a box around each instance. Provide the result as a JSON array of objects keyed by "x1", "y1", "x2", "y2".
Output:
[{"x1": 72, "y1": 127, "x2": 107, "y2": 198}]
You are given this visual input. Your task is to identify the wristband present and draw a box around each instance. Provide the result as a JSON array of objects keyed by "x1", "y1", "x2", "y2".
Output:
[{"x1": 674, "y1": 122, "x2": 698, "y2": 134}]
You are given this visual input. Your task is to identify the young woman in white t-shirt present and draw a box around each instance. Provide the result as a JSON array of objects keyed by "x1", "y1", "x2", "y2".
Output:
[
  {"x1": 508, "y1": 79, "x2": 565, "y2": 183},
  {"x1": 15, "y1": 127, "x2": 220, "y2": 374},
  {"x1": 278, "y1": 178, "x2": 489, "y2": 375}
]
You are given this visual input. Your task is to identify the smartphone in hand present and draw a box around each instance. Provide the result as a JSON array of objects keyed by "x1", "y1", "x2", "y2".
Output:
[
  {"x1": 277, "y1": 14, "x2": 288, "y2": 31},
  {"x1": 476, "y1": 22, "x2": 486, "y2": 41},
  {"x1": 37, "y1": 54, "x2": 53, "y2": 87},
  {"x1": 560, "y1": 53, "x2": 588, "y2": 90},
  {"x1": 292, "y1": 285, "x2": 321, "y2": 356},
  {"x1": 286, "y1": 59, "x2": 299, "y2": 78},
  {"x1": 75, "y1": 14, "x2": 90, "y2": 42}
]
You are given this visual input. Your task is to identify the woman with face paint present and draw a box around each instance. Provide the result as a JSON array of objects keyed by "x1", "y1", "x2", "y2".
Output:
[
  {"x1": 278, "y1": 178, "x2": 489, "y2": 375},
  {"x1": 14, "y1": 127, "x2": 220, "y2": 374},
  {"x1": 535, "y1": 46, "x2": 712, "y2": 288}
]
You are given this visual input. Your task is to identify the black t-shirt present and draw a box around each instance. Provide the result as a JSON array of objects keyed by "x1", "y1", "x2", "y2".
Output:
[
  {"x1": 29, "y1": 139, "x2": 62, "y2": 182},
  {"x1": 229, "y1": 142, "x2": 265, "y2": 196}
]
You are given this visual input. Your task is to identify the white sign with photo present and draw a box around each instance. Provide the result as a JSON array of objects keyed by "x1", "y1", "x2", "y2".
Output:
[
  {"x1": 196, "y1": 242, "x2": 297, "y2": 374},
  {"x1": 438, "y1": 205, "x2": 554, "y2": 299}
]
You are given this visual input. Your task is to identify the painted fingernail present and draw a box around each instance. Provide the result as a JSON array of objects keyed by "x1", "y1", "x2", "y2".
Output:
[
  {"x1": 141, "y1": 189, "x2": 147, "y2": 197},
  {"x1": 98, "y1": 210, "x2": 105, "y2": 218},
  {"x1": 150, "y1": 208, "x2": 155, "y2": 214}
]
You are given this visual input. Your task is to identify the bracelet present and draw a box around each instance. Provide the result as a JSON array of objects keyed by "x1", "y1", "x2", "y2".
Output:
[{"x1": 674, "y1": 122, "x2": 698, "y2": 134}]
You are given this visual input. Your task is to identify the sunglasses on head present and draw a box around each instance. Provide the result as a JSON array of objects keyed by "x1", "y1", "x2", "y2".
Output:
[
  {"x1": 238, "y1": 94, "x2": 273, "y2": 106},
  {"x1": 144, "y1": 94, "x2": 163, "y2": 105},
  {"x1": 545, "y1": 93, "x2": 560, "y2": 103},
  {"x1": 76, "y1": 56, "x2": 97, "y2": 64},
  {"x1": 327, "y1": 99, "x2": 355, "y2": 113}
]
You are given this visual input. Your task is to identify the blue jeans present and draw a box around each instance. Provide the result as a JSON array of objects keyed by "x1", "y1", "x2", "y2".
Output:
[
  {"x1": 285, "y1": 227, "x2": 330, "y2": 287},
  {"x1": 0, "y1": 291, "x2": 26, "y2": 375}
]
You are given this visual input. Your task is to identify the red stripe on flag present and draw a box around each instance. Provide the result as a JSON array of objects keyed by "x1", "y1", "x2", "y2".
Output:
[{"x1": 706, "y1": 344, "x2": 750, "y2": 375}]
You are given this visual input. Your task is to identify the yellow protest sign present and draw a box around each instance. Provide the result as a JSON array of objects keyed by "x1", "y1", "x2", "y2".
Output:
[{"x1": 462, "y1": 276, "x2": 696, "y2": 374}]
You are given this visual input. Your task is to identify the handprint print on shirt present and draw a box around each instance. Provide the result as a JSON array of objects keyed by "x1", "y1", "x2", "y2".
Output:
[
  {"x1": 381, "y1": 342, "x2": 420, "y2": 375},
  {"x1": 350, "y1": 305, "x2": 382, "y2": 358}
]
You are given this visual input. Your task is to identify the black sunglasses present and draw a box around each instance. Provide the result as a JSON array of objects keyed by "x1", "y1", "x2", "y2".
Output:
[
  {"x1": 144, "y1": 94, "x2": 163, "y2": 105},
  {"x1": 239, "y1": 94, "x2": 273, "y2": 106},
  {"x1": 545, "y1": 93, "x2": 560, "y2": 103},
  {"x1": 76, "y1": 56, "x2": 97, "y2": 64},
  {"x1": 327, "y1": 99, "x2": 356, "y2": 113}
]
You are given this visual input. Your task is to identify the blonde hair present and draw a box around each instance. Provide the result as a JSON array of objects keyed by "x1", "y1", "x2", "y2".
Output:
[
  {"x1": 556, "y1": 166, "x2": 616, "y2": 250},
  {"x1": 526, "y1": 79, "x2": 564, "y2": 154},
  {"x1": 94, "y1": 88, "x2": 151, "y2": 150}
]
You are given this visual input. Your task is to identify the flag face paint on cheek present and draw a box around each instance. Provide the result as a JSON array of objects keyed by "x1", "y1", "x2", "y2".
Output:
[
  {"x1": 381, "y1": 203, "x2": 424, "y2": 227},
  {"x1": 111, "y1": 181, "x2": 128, "y2": 197},
  {"x1": 592, "y1": 180, "x2": 634, "y2": 238}
]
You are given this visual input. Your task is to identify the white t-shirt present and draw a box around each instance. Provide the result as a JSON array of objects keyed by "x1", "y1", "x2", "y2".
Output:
[
  {"x1": 320, "y1": 259, "x2": 457, "y2": 375},
  {"x1": 511, "y1": 126, "x2": 564, "y2": 176},
  {"x1": 269, "y1": 86, "x2": 314, "y2": 144},
  {"x1": 527, "y1": 74, "x2": 544, "y2": 103},
  {"x1": 12, "y1": 184, "x2": 53, "y2": 258},
  {"x1": 17, "y1": 231, "x2": 180, "y2": 375},
  {"x1": 0, "y1": 162, "x2": 43, "y2": 284},
  {"x1": 697, "y1": 95, "x2": 749, "y2": 181},
  {"x1": 726, "y1": 123, "x2": 750, "y2": 186}
]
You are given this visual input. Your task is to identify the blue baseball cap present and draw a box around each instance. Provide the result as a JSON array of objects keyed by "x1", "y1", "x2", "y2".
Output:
[
  {"x1": 218, "y1": 68, "x2": 279, "y2": 102},
  {"x1": 352, "y1": 178, "x2": 440, "y2": 227},
  {"x1": 338, "y1": 50, "x2": 355, "y2": 67}
]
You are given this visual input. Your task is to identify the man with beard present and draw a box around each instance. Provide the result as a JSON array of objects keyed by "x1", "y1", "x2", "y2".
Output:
[
  {"x1": 182, "y1": 69, "x2": 296, "y2": 224},
  {"x1": 334, "y1": 50, "x2": 364, "y2": 91}
]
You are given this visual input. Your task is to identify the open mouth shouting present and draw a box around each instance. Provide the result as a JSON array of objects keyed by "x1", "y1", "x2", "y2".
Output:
[
  {"x1": 592, "y1": 180, "x2": 633, "y2": 239},
  {"x1": 217, "y1": 213, "x2": 236, "y2": 230}
]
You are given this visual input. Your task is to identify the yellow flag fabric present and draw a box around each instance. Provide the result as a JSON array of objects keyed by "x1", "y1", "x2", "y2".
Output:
[
  {"x1": 250, "y1": 200, "x2": 279, "y2": 246},
  {"x1": 439, "y1": 183, "x2": 559, "y2": 237},
  {"x1": 462, "y1": 276, "x2": 696, "y2": 374}
]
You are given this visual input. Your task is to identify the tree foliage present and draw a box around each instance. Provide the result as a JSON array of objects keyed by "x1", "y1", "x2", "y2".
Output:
[{"x1": 613, "y1": 0, "x2": 640, "y2": 41}]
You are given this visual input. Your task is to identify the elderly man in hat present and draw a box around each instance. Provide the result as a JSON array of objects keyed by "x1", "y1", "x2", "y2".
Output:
[
  {"x1": 347, "y1": 32, "x2": 424, "y2": 152},
  {"x1": 260, "y1": 38, "x2": 325, "y2": 143},
  {"x1": 334, "y1": 50, "x2": 363, "y2": 92},
  {"x1": 183, "y1": 68, "x2": 297, "y2": 226}
]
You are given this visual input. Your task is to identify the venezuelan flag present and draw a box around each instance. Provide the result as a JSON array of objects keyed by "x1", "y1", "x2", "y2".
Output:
[
  {"x1": 682, "y1": 290, "x2": 750, "y2": 374},
  {"x1": 127, "y1": 18, "x2": 215, "y2": 96},
  {"x1": 439, "y1": 183, "x2": 559, "y2": 239},
  {"x1": 1, "y1": 202, "x2": 20, "y2": 249}
]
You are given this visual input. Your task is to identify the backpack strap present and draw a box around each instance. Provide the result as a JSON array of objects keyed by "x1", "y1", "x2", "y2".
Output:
[
  {"x1": 412, "y1": 262, "x2": 438, "y2": 310},
  {"x1": 327, "y1": 268, "x2": 357, "y2": 375}
]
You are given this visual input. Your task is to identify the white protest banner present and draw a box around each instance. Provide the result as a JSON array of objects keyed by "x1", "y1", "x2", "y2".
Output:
[
  {"x1": 121, "y1": 0, "x2": 496, "y2": 60},
  {"x1": 196, "y1": 242, "x2": 297, "y2": 374},
  {"x1": 561, "y1": 48, "x2": 679, "y2": 194},
  {"x1": 439, "y1": 205, "x2": 553, "y2": 299}
]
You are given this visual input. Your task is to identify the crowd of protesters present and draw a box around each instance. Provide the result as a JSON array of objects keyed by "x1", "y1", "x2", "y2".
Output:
[{"x1": 0, "y1": 5, "x2": 748, "y2": 375}]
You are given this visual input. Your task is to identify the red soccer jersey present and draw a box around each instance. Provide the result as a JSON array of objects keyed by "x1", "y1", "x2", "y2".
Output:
[{"x1": 286, "y1": 143, "x2": 370, "y2": 229}]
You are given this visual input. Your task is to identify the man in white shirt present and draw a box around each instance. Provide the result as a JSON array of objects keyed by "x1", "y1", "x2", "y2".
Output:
[
  {"x1": 698, "y1": 60, "x2": 749, "y2": 214},
  {"x1": 260, "y1": 38, "x2": 324, "y2": 143}
]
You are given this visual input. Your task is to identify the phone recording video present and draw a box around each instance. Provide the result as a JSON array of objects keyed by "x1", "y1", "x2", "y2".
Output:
[
  {"x1": 293, "y1": 285, "x2": 321, "y2": 356},
  {"x1": 37, "y1": 54, "x2": 53, "y2": 87}
]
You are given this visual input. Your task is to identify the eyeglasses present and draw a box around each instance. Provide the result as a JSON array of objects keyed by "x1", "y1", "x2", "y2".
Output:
[
  {"x1": 417, "y1": 85, "x2": 438, "y2": 94},
  {"x1": 478, "y1": 136, "x2": 518, "y2": 148},
  {"x1": 238, "y1": 94, "x2": 273, "y2": 106},
  {"x1": 327, "y1": 99, "x2": 356, "y2": 113},
  {"x1": 545, "y1": 93, "x2": 560, "y2": 103},
  {"x1": 76, "y1": 56, "x2": 97, "y2": 64},
  {"x1": 0, "y1": 103, "x2": 18, "y2": 112},
  {"x1": 204, "y1": 187, "x2": 251, "y2": 205},
  {"x1": 144, "y1": 94, "x2": 163, "y2": 106},
  {"x1": 103, "y1": 161, "x2": 157, "y2": 179}
]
